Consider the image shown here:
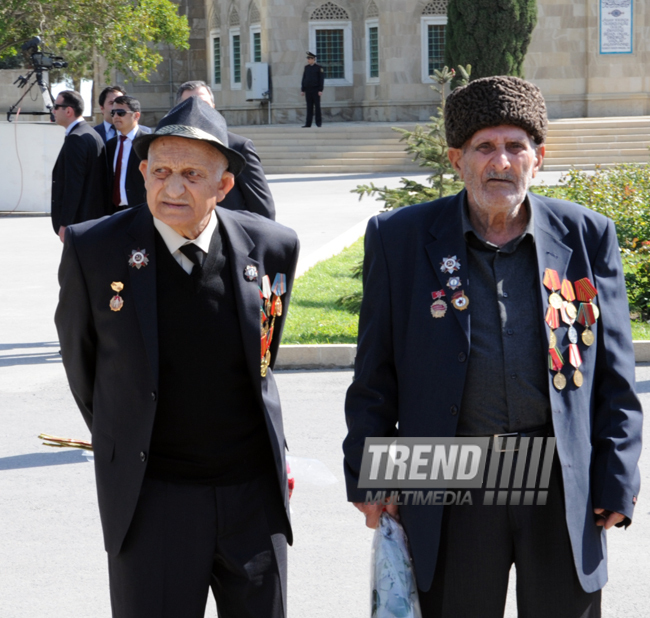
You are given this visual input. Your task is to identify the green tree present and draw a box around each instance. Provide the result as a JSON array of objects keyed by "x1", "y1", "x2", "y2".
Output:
[
  {"x1": 445, "y1": 0, "x2": 537, "y2": 83},
  {"x1": 353, "y1": 64, "x2": 471, "y2": 208},
  {"x1": 0, "y1": 0, "x2": 189, "y2": 82}
]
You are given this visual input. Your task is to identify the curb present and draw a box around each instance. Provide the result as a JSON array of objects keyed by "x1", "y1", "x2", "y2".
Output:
[{"x1": 276, "y1": 341, "x2": 650, "y2": 370}]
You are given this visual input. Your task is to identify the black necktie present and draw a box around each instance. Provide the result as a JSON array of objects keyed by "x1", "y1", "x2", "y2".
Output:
[{"x1": 180, "y1": 243, "x2": 205, "y2": 270}]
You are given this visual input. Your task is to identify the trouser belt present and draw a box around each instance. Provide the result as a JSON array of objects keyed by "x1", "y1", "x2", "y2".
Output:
[{"x1": 488, "y1": 424, "x2": 554, "y2": 452}]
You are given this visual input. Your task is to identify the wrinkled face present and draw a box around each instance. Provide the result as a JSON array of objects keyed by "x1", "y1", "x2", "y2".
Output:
[
  {"x1": 447, "y1": 125, "x2": 544, "y2": 215},
  {"x1": 140, "y1": 136, "x2": 234, "y2": 239},
  {"x1": 100, "y1": 91, "x2": 124, "y2": 123},
  {"x1": 111, "y1": 103, "x2": 139, "y2": 135},
  {"x1": 179, "y1": 86, "x2": 215, "y2": 108}
]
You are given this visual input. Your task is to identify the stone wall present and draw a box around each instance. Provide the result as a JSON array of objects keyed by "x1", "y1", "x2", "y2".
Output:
[
  {"x1": 524, "y1": 0, "x2": 649, "y2": 117},
  {"x1": 89, "y1": 0, "x2": 650, "y2": 127}
]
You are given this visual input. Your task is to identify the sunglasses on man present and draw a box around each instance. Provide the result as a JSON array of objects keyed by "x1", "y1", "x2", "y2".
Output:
[
  {"x1": 52, "y1": 104, "x2": 72, "y2": 110},
  {"x1": 111, "y1": 109, "x2": 135, "y2": 117}
]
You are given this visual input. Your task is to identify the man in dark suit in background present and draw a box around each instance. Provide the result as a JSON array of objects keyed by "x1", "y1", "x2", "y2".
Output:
[
  {"x1": 300, "y1": 52, "x2": 324, "y2": 128},
  {"x1": 93, "y1": 85, "x2": 126, "y2": 144},
  {"x1": 107, "y1": 96, "x2": 149, "y2": 209},
  {"x1": 176, "y1": 80, "x2": 276, "y2": 220},
  {"x1": 344, "y1": 76, "x2": 642, "y2": 617},
  {"x1": 55, "y1": 96, "x2": 298, "y2": 618},
  {"x1": 51, "y1": 90, "x2": 111, "y2": 242}
]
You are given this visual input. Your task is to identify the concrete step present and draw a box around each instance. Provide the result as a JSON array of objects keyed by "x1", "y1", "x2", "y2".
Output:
[{"x1": 228, "y1": 118, "x2": 650, "y2": 174}]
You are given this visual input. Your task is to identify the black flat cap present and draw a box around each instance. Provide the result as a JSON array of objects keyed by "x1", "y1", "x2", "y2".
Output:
[
  {"x1": 445, "y1": 76, "x2": 548, "y2": 149},
  {"x1": 133, "y1": 97, "x2": 246, "y2": 176}
]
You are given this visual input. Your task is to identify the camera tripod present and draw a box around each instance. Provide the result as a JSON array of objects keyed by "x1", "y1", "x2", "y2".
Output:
[{"x1": 7, "y1": 66, "x2": 56, "y2": 122}]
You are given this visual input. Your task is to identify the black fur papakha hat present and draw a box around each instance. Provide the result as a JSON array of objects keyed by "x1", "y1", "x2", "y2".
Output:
[
  {"x1": 133, "y1": 96, "x2": 246, "y2": 177},
  {"x1": 444, "y1": 76, "x2": 548, "y2": 149}
]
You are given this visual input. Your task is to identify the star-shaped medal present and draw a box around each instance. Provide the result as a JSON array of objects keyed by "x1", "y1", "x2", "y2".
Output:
[{"x1": 440, "y1": 255, "x2": 461, "y2": 274}]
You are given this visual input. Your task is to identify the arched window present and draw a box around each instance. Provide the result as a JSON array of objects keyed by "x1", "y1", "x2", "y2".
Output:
[
  {"x1": 229, "y1": 8, "x2": 241, "y2": 89},
  {"x1": 249, "y1": 3, "x2": 262, "y2": 63},
  {"x1": 208, "y1": 3, "x2": 222, "y2": 89},
  {"x1": 366, "y1": 1, "x2": 379, "y2": 83},
  {"x1": 309, "y1": 2, "x2": 352, "y2": 85},
  {"x1": 421, "y1": 0, "x2": 448, "y2": 83}
]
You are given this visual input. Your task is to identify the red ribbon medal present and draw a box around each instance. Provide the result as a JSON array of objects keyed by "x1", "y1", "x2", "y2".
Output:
[
  {"x1": 430, "y1": 290, "x2": 447, "y2": 318},
  {"x1": 543, "y1": 268, "x2": 561, "y2": 291},
  {"x1": 545, "y1": 306, "x2": 560, "y2": 330},
  {"x1": 560, "y1": 279, "x2": 576, "y2": 302},
  {"x1": 575, "y1": 278, "x2": 597, "y2": 302}
]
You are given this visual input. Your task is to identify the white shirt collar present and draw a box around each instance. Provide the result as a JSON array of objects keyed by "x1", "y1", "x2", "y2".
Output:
[
  {"x1": 153, "y1": 210, "x2": 217, "y2": 256},
  {"x1": 65, "y1": 118, "x2": 83, "y2": 135},
  {"x1": 120, "y1": 125, "x2": 139, "y2": 142}
]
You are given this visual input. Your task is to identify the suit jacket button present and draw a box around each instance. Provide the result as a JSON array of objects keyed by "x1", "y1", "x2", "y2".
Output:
[
  {"x1": 458, "y1": 352, "x2": 467, "y2": 362},
  {"x1": 140, "y1": 451, "x2": 147, "y2": 462},
  {"x1": 450, "y1": 405, "x2": 458, "y2": 415},
  {"x1": 151, "y1": 392, "x2": 157, "y2": 401}
]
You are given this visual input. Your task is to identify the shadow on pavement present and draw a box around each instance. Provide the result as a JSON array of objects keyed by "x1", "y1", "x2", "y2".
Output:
[
  {"x1": 0, "y1": 341, "x2": 61, "y2": 367},
  {"x1": 0, "y1": 449, "x2": 88, "y2": 470}
]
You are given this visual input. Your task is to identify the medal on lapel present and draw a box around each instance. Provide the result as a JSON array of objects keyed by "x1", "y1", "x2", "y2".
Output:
[
  {"x1": 430, "y1": 290, "x2": 447, "y2": 318},
  {"x1": 447, "y1": 276, "x2": 462, "y2": 290},
  {"x1": 440, "y1": 255, "x2": 461, "y2": 275},
  {"x1": 568, "y1": 343, "x2": 583, "y2": 387},
  {"x1": 244, "y1": 264, "x2": 258, "y2": 282},
  {"x1": 109, "y1": 282, "x2": 124, "y2": 311},
  {"x1": 575, "y1": 278, "x2": 598, "y2": 346},
  {"x1": 549, "y1": 347, "x2": 566, "y2": 391},
  {"x1": 128, "y1": 249, "x2": 149, "y2": 269},
  {"x1": 259, "y1": 273, "x2": 288, "y2": 377},
  {"x1": 451, "y1": 290, "x2": 469, "y2": 311}
]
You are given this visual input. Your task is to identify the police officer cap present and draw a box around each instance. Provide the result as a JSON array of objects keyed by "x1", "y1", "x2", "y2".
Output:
[
  {"x1": 444, "y1": 76, "x2": 548, "y2": 149},
  {"x1": 306, "y1": 52, "x2": 317, "y2": 59}
]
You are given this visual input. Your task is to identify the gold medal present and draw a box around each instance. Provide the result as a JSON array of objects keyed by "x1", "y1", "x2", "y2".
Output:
[
  {"x1": 565, "y1": 302, "x2": 577, "y2": 320},
  {"x1": 109, "y1": 282, "x2": 124, "y2": 312},
  {"x1": 553, "y1": 372, "x2": 567, "y2": 391},
  {"x1": 430, "y1": 299, "x2": 448, "y2": 318},
  {"x1": 573, "y1": 369, "x2": 583, "y2": 388},
  {"x1": 582, "y1": 329, "x2": 595, "y2": 346},
  {"x1": 261, "y1": 349, "x2": 271, "y2": 377},
  {"x1": 452, "y1": 292, "x2": 469, "y2": 311},
  {"x1": 549, "y1": 292, "x2": 563, "y2": 310},
  {"x1": 548, "y1": 330, "x2": 557, "y2": 349}
]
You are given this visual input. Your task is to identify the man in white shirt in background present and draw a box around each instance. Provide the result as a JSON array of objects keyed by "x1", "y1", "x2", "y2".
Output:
[{"x1": 107, "y1": 95, "x2": 149, "y2": 210}]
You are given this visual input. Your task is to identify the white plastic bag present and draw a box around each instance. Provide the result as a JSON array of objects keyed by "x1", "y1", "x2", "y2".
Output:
[{"x1": 370, "y1": 512, "x2": 422, "y2": 618}]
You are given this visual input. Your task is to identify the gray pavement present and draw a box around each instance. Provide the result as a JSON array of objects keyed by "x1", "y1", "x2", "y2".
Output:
[{"x1": 1, "y1": 171, "x2": 648, "y2": 616}]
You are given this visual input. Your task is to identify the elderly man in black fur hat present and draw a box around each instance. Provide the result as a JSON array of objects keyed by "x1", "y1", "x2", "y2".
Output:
[
  {"x1": 344, "y1": 76, "x2": 641, "y2": 617},
  {"x1": 55, "y1": 96, "x2": 299, "y2": 618}
]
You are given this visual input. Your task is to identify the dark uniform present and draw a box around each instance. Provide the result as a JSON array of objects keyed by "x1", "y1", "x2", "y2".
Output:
[{"x1": 301, "y1": 57, "x2": 325, "y2": 127}]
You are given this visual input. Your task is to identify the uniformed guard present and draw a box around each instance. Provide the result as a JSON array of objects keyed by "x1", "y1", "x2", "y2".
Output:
[{"x1": 300, "y1": 51, "x2": 325, "y2": 128}]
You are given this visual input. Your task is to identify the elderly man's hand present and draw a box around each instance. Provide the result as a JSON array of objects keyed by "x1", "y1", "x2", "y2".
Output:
[
  {"x1": 58, "y1": 226, "x2": 66, "y2": 243},
  {"x1": 353, "y1": 501, "x2": 399, "y2": 529},
  {"x1": 594, "y1": 508, "x2": 626, "y2": 529}
]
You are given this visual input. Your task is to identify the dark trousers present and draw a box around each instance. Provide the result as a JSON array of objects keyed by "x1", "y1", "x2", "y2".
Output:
[
  {"x1": 108, "y1": 474, "x2": 288, "y2": 618},
  {"x1": 304, "y1": 89, "x2": 322, "y2": 127},
  {"x1": 419, "y1": 457, "x2": 601, "y2": 618}
]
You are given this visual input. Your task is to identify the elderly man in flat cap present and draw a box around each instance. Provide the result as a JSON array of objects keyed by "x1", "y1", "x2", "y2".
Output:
[
  {"x1": 55, "y1": 96, "x2": 299, "y2": 618},
  {"x1": 343, "y1": 76, "x2": 641, "y2": 616}
]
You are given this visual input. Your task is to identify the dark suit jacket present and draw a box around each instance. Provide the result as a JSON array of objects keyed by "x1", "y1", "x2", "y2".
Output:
[
  {"x1": 93, "y1": 122, "x2": 112, "y2": 144},
  {"x1": 343, "y1": 190, "x2": 642, "y2": 593},
  {"x1": 55, "y1": 204, "x2": 299, "y2": 556},
  {"x1": 219, "y1": 132, "x2": 276, "y2": 220},
  {"x1": 51, "y1": 120, "x2": 111, "y2": 233},
  {"x1": 94, "y1": 122, "x2": 152, "y2": 144},
  {"x1": 107, "y1": 126, "x2": 149, "y2": 207}
]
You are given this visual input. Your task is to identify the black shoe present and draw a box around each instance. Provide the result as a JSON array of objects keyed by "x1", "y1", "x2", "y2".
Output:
[
  {"x1": 316, "y1": 124, "x2": 321, "y2": 127},
  {"x1": 301, "y1": 125, "x2": 311, "y2": 128}
]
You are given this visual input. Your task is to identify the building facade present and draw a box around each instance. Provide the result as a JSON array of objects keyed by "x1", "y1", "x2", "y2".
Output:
[{"x1": 119, "y1": 0, "x2": 649, "y2": 126}]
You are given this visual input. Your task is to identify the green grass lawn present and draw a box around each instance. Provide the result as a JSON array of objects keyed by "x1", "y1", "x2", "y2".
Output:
[
  {"x1": 282, "y1": 234, "x2": 650, "y2": 344},
  {"x1": 282, "y1": 237, "x2": 364, "y2": 344}
]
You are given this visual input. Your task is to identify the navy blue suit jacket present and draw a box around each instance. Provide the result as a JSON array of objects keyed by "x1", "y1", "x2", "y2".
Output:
[
  {"x1": 106, "y1": 126, "x2": 150, "y2": 207},
  {"x1": 55, "y1": 205, "x2": 299, "y2": 556},
  {"x1": 344, "y1": 190, "x2": 642, "y2": 593}
]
